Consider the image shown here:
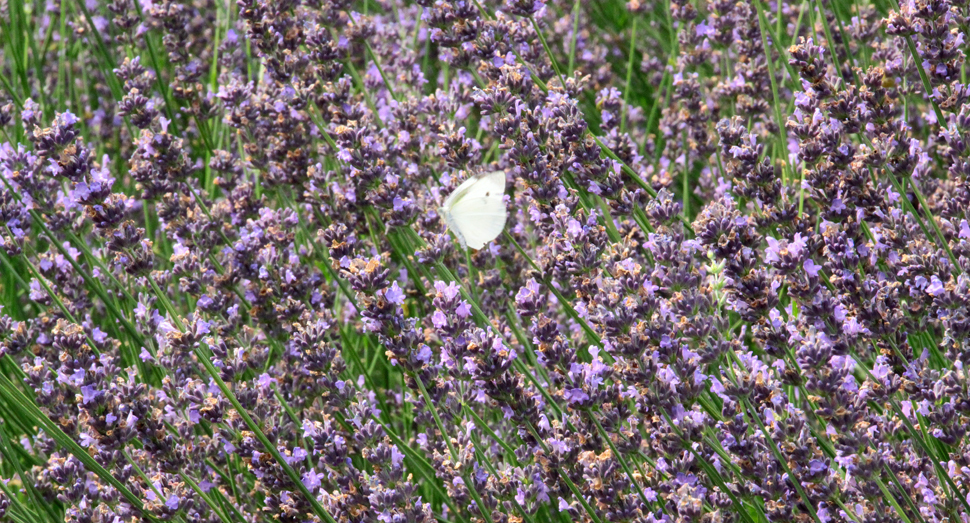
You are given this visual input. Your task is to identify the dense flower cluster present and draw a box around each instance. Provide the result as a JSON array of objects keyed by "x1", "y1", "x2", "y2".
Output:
[{"x1": 1, "y1": 0, "x2": 970, "y2": 522}]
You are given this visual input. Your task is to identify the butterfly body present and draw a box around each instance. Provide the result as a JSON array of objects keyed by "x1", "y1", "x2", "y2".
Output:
[{"x1": 438, "y1": 170, "x2": 508, "y2": 250}]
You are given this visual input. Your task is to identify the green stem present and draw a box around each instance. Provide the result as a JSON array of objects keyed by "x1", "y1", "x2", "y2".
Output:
[
  {"x1": 567, "y1": 0, "x2": 582, "y2": 74},
  {"x1": 754, "y1": 0, "x2": 791, "y2": 185},
  {"x1": 621, "y1": 17, "x2": 638, "y2": 134},
  {"x1": 903, "y1": 35, "x2": 948, "y2": 127},
  {"x1": 529, "y1": 16, "x2": 567, "y2": 88}
]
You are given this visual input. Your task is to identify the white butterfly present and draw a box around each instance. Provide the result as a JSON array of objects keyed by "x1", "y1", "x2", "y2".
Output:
[{"x1": 438, "y1": 170, "x2": 508, "y2": 250}]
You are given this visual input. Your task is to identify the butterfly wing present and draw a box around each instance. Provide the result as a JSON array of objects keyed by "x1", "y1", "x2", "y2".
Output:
[{"x1": 443, "y1": 171, "x2": 507, "y2": 250}]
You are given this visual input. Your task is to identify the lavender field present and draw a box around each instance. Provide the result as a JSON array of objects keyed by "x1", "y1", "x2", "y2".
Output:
[{"x1": 1, "y1": 0, "x2": 968, "y2": 522}]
